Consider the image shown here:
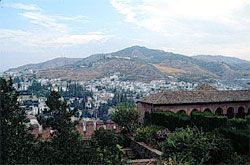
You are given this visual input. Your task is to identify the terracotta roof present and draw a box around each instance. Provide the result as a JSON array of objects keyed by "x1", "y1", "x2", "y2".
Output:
[{"x1": 138, "y1": 84, "x2": 250, "y2": 105}]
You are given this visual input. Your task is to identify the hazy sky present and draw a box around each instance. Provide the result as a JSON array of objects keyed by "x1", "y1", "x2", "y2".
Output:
[{"x1": 0, "y1": 0, "x2": 250, "y2": 72}]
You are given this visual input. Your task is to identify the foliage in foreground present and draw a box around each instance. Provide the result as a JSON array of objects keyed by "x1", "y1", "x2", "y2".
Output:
[
  {"x1": 0, "y1": 78, "x2": 34, "y2": 164},
  {"x1": 0, "y1": 78, "x2": 127, "y2": 164},
  {"x1": 162, "y1": 127, "x2": 233, "y2": 164},
  {"x1": 219, "y1": 128, "x2": 250, "y2": 155},
  {"x1": 135, "y1": 125, "x2": 166, "y2": 149},
  {"x1": 111, "y1": 103, "x2": 141, "y2": 134},
  {"x1": 35, "y1": 91, "x2": 127, "y2": 164},
  {"x1": 93, "y1": 128, "x2": 127, "y2": 164}
]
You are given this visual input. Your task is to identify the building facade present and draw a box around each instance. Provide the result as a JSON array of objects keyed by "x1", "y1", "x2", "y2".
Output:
[{"x1": 137, "y1": 84, "x2": 250, "y2": 119}]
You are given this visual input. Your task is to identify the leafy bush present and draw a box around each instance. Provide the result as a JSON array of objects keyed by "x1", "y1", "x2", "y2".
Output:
[
  {"x1": 150, "y1": 111, "x2": 190, "y2": 131},
  {"x1": 135, "y1": 125, "x2": 165, "y2": 147},
  {"x1": 162, "y1": 127, "x2": 233, "y2": 164},
  {"x1": 191, "y1": 111, "x2": 227, "y2": 131},
  {"x1": 219, "y1": 128, "x2": 250, "y2": 155},
  {"x1": 111, "y1": 103, "x2": 140, "y2": 133},
  {"x1": 228, "y1": 118, "x2": 248, "y2": 130},
  {"x1": 223, "y1": 152, "x2": 250, "y2": 165},
  {"x1": 93, "y1": 128, "x2": 127, "y2": 164},
  {"x1": 117, "y1": 133, "x2": 131, "y2": 148},
  {"x1": 245, "y1": 115, "x2": 250, "y2": 124}
]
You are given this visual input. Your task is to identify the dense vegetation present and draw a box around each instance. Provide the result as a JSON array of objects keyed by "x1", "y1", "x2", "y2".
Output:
[
  {"x1": 0, "y1": 78, "x2": 128, "y2": 164},
  {"x1": 0, "y1": 78, "x2": 34, "y2": 164},
  {"x1": 111, "y1": 103, "x2": 140, "y2": 134},
  {"x1": 1, "y1": 77, "x2": 250, "y2": 164},
  {"x1": 139, "y1": 110, "x2": 250, "y2": 164}
]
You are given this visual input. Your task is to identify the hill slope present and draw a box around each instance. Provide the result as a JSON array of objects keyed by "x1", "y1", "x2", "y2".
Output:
[
  {"x1": 193, "y1": 55, "x2": 250, "y2": 71},
  {"x1": 7, "y1": 57, "x2": 82, "y2": 72},
  {"x1": 37, "y1": 58, "x2": 168, "y2": 82},
  {"x1": 6, "y1": 46, "x2": 250, "y2": 85}
]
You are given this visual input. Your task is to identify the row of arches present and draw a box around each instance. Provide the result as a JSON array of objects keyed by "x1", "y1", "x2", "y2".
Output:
[{"x1": 176, "y1": 106, "x2": 250, "y2": 119}]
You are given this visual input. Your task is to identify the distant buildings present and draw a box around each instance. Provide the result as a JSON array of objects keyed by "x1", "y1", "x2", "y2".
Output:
[{"x1": 3, "y1": 71, "x2": 246, "y2": 120}]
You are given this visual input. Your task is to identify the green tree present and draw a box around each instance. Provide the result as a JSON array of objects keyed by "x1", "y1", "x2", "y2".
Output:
[
  {"x1": 0, "y1": 78, "x2": 34, "y2": 164},
  {"x1": 36, "y1": 91, "x2": 96, "y2": 164},
  {"x1": 93, "y1": 128, "x2": 126, "y2": 164},
  {"x1": 111, "y1": 103, "x2": 140, "y2": 134}
]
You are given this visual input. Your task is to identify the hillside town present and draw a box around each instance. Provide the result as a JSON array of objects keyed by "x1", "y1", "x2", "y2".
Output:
[{"x1": 0, "y1": 71, "x2": 244, "y2": 120}]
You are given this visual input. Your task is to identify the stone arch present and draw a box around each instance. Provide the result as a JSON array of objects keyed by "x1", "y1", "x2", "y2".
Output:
[
  {"x1": 236, "y1": 106, "x2": 245, "y2": 118},
  {"x1": 227, "y1": 107, "x2": 234, "y2": 119},
  {"x1": 177, "y1": 110, "x2": 186, "y2": 115},
  {"x1": 203, "y1": 108, "x2": 212, "y2": 114},
  {"x1": 215, "y1": 107, "x2": 223, "y2": 116}
]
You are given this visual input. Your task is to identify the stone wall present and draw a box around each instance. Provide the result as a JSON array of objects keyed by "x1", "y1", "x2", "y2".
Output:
[
  {"x1": 31, "y1": 120, "x2": 121, "y2": 139},
  {"x1": 130, "y1": 138, "x2": 162, "y2": 159},
  {"x1": 128, "y1": 159, "x2": 157, "y2": 165},
  {"x1": 76, "y1": 120, "x2": 121, "y2": 139}
]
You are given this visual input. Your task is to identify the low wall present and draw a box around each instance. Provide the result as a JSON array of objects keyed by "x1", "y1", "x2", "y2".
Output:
[
  {"x1": 128, "y1": 159, "x2": 157, "y2": 165},
  {"x1": 130, "y1": 138, "x2": 162, "y2": 159}
]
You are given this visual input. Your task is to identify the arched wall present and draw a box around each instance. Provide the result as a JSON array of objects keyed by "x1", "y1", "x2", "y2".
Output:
[{"x1": 140, "y1": 101, "x2": 250, "y2": 117}]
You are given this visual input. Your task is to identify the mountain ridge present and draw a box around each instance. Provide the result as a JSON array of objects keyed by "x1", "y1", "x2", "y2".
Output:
[{"x1": 5, "y1": 46, "x2": 250, "y2": 86}]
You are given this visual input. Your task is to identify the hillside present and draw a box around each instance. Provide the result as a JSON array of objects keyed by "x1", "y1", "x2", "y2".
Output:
[
  {"x1": 37, "y1": 58, "x2": 167, "y2": 82},
  {"x1": 6, "y1": 46, "x2": 250, "y2": 85},
  {"x1": 193, "y1": 55, "x2": 250, "y2": 71},
  {"x1": 7, "y1": 57, "x2": 82, "y2": 72}
]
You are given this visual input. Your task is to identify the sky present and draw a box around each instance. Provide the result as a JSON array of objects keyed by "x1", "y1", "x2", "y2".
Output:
[{"x1": 0, "y1": 0, "x2": 250, "y2": 72}]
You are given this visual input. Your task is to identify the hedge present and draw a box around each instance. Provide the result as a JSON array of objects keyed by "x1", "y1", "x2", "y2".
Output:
[
  {"x1": 149, "y1": 111, "x2": 190, "y2": 131},
  {"x1": 219, "y1": 129, "x2": 250, "y2": 155},
  {"x1": 191, "y1": 111, "x2": 227, "y2": 131},
  {"x1": 228, "y1": 118, "x2": 249, "y2": 130},
  {"x1": 147, "y1": 110, "x2": 228, "y2": 131}
]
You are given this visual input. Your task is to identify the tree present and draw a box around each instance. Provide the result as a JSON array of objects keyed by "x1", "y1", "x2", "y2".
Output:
[
  {"x1": 0, "y1": 78, "x2": 34, "y2": 164},
  {"x1": 93, "y1": 128, "x2": 126, "y2": 164},
  {"x1": 111, "y1": 103, "x2": 140, "y2": 134},
  {"x1": 36, "y1": 91, "x2": 96, "y2": 164}
]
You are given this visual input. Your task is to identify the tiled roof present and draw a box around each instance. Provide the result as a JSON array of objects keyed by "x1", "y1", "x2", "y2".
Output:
[{"x1": 138, "y1": 84, "x2": 250, "y2": 105}]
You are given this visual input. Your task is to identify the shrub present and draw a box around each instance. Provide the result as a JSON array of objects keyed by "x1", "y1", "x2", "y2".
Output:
[
  {"x1": 111, "y1": 103, "x2": 140, "y2": 133},
  {"x1": 150, "y1": 111, "x2": 190, "y2": 131},
  {"x1": 245, "y1": 115, "x2": 250, "y2": 124},
  {"x1": 228, "y1": 118, "x2": 248, "y2": 130},
  {"x1": 191, "y1": 111, "x2": 227, "y2": 131},
  {"x1": 162, "y1": 127, "x2": 233, "y2": 164},
  {"x1": 223, "y1": 152, "x2": 250, "y2": 165},
  {"x1": 219, "y1": 128, "x2": 250, "y2": 155},
  {"x1": 135, "y1": 125, "x2": 165, "y2": 146},
  {"x1": 117, "y1": 133, "x2": 131, "y2": 148},
  {"x1": 93, "y1": 129, "x2": 127, "y2": 164}
]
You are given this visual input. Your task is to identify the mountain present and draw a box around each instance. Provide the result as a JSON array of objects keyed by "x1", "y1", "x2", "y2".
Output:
[
  {"x1": 192, "y1": 55, "x2": 250, "y2": 71},
  {"x1": 6, "y1": 57, "x2": 82, "y2": 72},
  {"x1": 6, "y1": 46, "x2": 250, "y2": 86},
  {"x1": 37, "y1": 58, "x2": 167, "y2": 82}
]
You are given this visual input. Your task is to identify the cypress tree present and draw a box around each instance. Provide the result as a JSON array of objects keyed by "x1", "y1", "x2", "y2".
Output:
[
  {"x1": 37, "y1": 91, "x2": 96, "y2": 164},
  {"x1": 0, "y1": 77, "x2": 34, "y2": 164}
]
